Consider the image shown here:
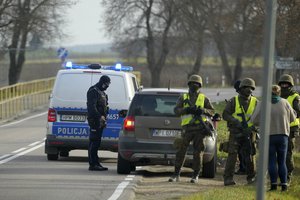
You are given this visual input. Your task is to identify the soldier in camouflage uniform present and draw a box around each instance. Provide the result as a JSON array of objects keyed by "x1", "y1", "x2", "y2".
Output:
[
  {"x1": 222, "y1": 78, "x2": 258, "y2": 186},
  {"x1": 168, "y1": 74, "x2": 214, "y2": 183},
  {"x1": 278, "y1": 74, "x2": 300, "y2": 183}
]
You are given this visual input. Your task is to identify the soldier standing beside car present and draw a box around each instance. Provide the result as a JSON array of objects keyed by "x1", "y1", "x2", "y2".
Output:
[
  {"x1": 233, "y1": 80, "x2": 247, "y2": 175},
  {"x1": 86, "y1": 75, "x2": 111, "y2": 171},
  {"x1": 222, "y1": 78, "x2": 258, "y2": 186},
  {"x1": 168, "y1": 74, "x2": 214, "y2": 183},
  {"x1": 278, "y1": 74, "x2": 300, "y2": 184}
]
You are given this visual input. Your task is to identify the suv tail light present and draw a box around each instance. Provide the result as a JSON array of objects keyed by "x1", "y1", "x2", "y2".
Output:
[
  {"x1": 48, "y1": 108, "x2": 57, "y2": 122},
  {"x1": 124, "y1": 116, "x2": 135, "y2": 131}
]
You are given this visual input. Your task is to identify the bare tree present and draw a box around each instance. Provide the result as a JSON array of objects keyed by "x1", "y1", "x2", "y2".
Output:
[
  {"x1": 228, "y1": 0, "x2": 261, "y2": 82},
  {"x1": 174, "y1": 0, "x2": 208, "y2": 78},
  {"x1": 102, "y1": 0, "x2": 178, "y2": 87},
  {"x1": 7, "y1": 0, "x2": 74, "y2": 85},
  {"x1": 0, "y1": 0, "x2": 13, "y2": 60}
]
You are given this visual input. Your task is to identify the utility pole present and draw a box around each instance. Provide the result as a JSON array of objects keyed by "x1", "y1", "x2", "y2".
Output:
[{"x1": 256, "y1": 0, "x2": 277, "y2": 200}]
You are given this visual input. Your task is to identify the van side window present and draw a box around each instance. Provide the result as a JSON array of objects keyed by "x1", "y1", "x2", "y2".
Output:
[{"x1": 131, "y1": 77, "x2": 138, "y2": 91}]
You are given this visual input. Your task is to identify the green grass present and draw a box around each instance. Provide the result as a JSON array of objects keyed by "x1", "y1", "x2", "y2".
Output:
[
  {"x1": 213, "y1": 102, "x2": 230, "y2": 158},
  {"x1": 181, "y1": 155, "x2": 300, "y2": 200},
  {"x1": 181, "y1": 101, "x2": 300, "y2": 200}
]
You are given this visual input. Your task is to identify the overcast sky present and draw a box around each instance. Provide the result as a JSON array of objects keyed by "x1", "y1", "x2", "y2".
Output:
[{"x1": 61, "y1": 0, "x2": 111, "y2": 46}]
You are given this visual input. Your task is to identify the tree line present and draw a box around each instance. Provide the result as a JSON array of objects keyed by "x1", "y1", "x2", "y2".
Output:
[
  {"x1": 0, "y1": 0, "x2": 73, "y2": 85},
  {"x1": 101, "y1": 0, "x2": 300, "y2": 87}
]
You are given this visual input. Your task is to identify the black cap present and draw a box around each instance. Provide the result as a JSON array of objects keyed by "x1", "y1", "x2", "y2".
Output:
[{"x1": 99, "y1": 75, "x2": 111, "y2": 84}]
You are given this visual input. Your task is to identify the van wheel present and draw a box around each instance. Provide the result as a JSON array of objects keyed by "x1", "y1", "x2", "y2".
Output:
[
  {"x1": 117, "y1": 153, "x2": 131, "y2": 174},
  {"x1": 47, "y1": 153, "x2": 59, "y2": 161},
  {"x1": 130, "y1": 163, "x2": 136, "y2": 172},
  {"x1": 202, "y1": 144, "x2": 217, "y2": 178}
]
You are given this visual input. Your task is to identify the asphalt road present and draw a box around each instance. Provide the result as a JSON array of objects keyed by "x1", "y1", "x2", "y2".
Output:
[
  {"x1": 0, "y1": 88, "x2": 261, "y2": 200},
  {"x1": 0, "y1": 112, "x2": 139, "y2": 200}
]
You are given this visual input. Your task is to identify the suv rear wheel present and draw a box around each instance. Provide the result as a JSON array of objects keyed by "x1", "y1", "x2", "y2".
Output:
[
  {"x1": 117, "y1": 153, "x2": 131, "y2": 174},
  {"x1": 202, "y1": 145, "x2": 217, "y2": 178}
]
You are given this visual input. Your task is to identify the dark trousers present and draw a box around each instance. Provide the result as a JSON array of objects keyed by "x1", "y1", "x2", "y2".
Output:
[
  {"x1": 88, "y1": 127, "x2": 103, "y2": 167},
  {"x1": 174, "y1": 129, "x2": 205, "y2": 175},
  {"x1": 268, "y1": 134, "x2": 288, "y2": 185},
  {"x1": 286, "y1": 136, "x2": 295, "y2": 175},
  {"x1": 224, "y1": 133, "x2": 255, "y2": 181},
  {"x1": 238, "y1": 151, "x2": 246, "y2": 172}
]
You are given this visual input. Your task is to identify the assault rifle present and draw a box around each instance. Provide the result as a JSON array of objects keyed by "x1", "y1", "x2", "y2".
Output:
[
  {"x1": 237, "y1": 113, "x2": 254, "y2": 160},
  {"x1": 183, "y1": 99, "x2": 214, "y2": 139}
]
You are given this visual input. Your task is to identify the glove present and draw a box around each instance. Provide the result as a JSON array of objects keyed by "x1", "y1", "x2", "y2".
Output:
[
  {"x1": 231, "y1": 118, "x2": 242, "y2": 129},
  {"x1": 99, "y1": 116, "x2": 107, "y2": 128},
  {"x1": 195, "y1": 107, "x2": 204, "y2": 116},
  {"x1": 185, "y1": 106, "x2": 197, "y2": 114}
]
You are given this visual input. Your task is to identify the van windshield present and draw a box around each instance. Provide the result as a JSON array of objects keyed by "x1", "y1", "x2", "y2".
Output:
[{"x1": 129, "y1": 94, "x2": 179, "y2": 117}]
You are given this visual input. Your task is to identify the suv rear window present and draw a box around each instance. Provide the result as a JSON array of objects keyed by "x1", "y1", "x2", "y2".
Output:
[{"x1": 128, "y1": 94, "x2": 179, "y2": 117}]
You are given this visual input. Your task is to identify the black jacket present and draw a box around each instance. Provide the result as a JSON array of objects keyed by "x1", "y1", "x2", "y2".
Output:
[{"x1": 86, "y1": 83, "x2": 108, "y2": 121}]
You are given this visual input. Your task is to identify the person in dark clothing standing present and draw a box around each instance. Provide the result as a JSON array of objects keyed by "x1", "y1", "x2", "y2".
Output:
[
  {"x1": 168, "y1": 74, "x2": 214, "y2": 183},
  {"x1": 222, "y1": 78, "x2": 258, "y2": 186},
  {"x1": 233, "y1": 80, "x2": 247, "y2": 175},
  {"x1": 86, "y1": 75, "x2": 111, "y2": 171},
  {"x1": 278, "y1": 74, "x2": 300, "y2": 184}
]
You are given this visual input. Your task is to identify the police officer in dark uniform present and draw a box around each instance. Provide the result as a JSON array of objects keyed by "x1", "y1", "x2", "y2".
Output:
[
  {"x1": 278, "y1": 74, "x2": 300, "y2": 183},
  {"x1": 168, "y1": 74, "x2": 214, "y2": 183},
  {"x1": 87, "y1": 75, "x2": 111, "y2": 171},
  {"x1": 222, "y1": 78, "x2": 258, "y2": 186}
]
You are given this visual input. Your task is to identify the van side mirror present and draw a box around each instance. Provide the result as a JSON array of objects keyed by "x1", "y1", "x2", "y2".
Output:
[
  {"x1": 118, "y1": 110, "x2": 128, "y2": 118},
  {"x1": 212, "y1": 113, "x2": 222, "y2": 121}
]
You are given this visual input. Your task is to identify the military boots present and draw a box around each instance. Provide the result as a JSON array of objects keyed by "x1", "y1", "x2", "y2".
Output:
[{"x1": 168, "y1": 174, "x2": 180, "y2": 182}]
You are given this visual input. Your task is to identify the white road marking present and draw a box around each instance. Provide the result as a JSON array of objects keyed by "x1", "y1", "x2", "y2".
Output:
[
  {"x1": 0, "y1": 112, "x2": 47, "y2": 128},
  {"x1": 0, "y1": 154, "x2": 12, "y2": 160},
  {"x1": 107, "y1": 181, "x2": 130, "y2": 200},
  {"x1": 12, "y1": 147, "x2": 27, "y2": 154},
  {"x1": 0, "y1": 143, "x2": 44, "y2": 165},
  {"x1": 125, "y1": 177, "x2": 133, "y2": 181},
  {"x1": 28, "y1": 141, "x2": 42, "y2": 147}
]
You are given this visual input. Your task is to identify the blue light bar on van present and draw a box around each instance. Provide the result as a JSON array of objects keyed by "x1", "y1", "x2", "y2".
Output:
[
  {"x1": 64, "y1": 61, "x2": 90, "y2": 69},
  {"x1": 102, "y1": 63, "x2": 133, "y2": 71},
  {"x1": 63, "y1": 62, "x2": 133, "y2": 71}
]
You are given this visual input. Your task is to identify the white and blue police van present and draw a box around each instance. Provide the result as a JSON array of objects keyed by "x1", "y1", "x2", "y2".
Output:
[{"x1": 45, "y1": 62, "x2": 139, "y2": 160}]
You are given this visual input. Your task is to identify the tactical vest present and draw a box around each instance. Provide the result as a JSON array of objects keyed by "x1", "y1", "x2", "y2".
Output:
[
  {"x1": 287, "y1": 93, "x2": 300, "y2": 127},
  {"x1": 181, "y1": 93, "x2": 206, "y2": 126},
  {"x1": 232, "y1": 96, "x2": 257, "y2": 127}
]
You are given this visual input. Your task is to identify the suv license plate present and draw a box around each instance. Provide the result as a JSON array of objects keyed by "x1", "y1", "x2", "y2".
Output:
[
  {"x1": 152, "y1": 129, "x2": 181, "y2": 137},
  {"x1": 61, "y1": 115, "x2": 86, "y2": 122}
]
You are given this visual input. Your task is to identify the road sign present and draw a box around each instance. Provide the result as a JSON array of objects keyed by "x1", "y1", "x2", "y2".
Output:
[{"x1": 275, "y1": 60, "x2": 300, "y2": 69}]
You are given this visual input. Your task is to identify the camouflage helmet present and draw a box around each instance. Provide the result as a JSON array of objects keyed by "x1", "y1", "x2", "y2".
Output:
[
  {"x1": 278, "y1": 74, "x2": 294, "y2": 86},
  {"x1": 188, "y1": 74, "x2": 203, "y2": 86},
  {"x1": 239, "y1": 78, "x2": 256, "y2": 90}
]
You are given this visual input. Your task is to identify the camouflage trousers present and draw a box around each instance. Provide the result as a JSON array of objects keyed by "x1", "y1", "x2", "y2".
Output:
[
  {"x1": 286, "y1": 136, "x2": 295, "y2": 175},
  {"x1": 174, "y1": 129, "x2": 205, "y2": 176},
  {"x1": 223, "y1": 133, "x2": 256, "y2": 182}
]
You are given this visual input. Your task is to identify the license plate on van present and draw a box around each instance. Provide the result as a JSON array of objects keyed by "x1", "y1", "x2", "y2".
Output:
[
  {"x1": 61, "y1": 115, "x2": 86, "y2": 122},
  {"x1": 152, "y1": 129, "x2": 181, "y2": 137}
]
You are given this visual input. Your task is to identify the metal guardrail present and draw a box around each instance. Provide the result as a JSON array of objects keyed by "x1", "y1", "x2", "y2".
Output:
[{"x1": 0, "y1": 77, "x2": 55, "y2": 122}]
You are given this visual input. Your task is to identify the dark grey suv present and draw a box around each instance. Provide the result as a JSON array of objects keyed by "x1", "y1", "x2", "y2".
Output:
[{"x1": 117, "y1": 88, "x2": 218, "y2": 178}]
